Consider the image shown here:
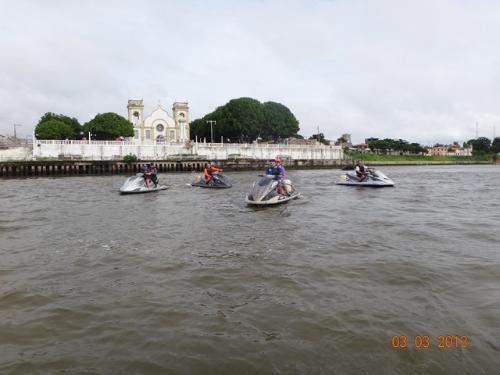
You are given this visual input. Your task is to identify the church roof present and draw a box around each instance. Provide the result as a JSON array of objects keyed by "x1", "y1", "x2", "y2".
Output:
[{"x1": 144, "y1": 105, "x2": 175, "y2": 127}]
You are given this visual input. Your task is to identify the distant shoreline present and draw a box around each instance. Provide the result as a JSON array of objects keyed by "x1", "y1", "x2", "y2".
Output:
[{"x1": 358, "y1": 160, "x2": 495, "y2": 166}]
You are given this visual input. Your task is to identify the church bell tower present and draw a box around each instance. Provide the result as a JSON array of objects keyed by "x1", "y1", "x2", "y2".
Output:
[
  {"x1": 172, "y1": 102, "x2": 190, "y2": 142},
  {"x1": 127, "y1": 99, "x2": 144, "y2": 141}
]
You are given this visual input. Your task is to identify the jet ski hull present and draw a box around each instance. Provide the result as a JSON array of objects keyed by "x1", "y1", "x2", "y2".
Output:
[
  {"x1": 337, "y1": 170, "x2": 394, "y2": 187},
  {"x1": 119, "y1": 174, "x2": 167, "y2": 194},
  {"x1": 190, "y1": 173, "x2": 232, "y2": 189},
  {"x1": 190, "y1": 182, "x2": 232, "y2": 189},
  {"x1": 245, "y1": 192, "x2": 300, "y2": 206},
  {"x1": 336, "y1": 181, "x2": 394, "y2": 187},
  {"x1": 120, "y1": 185, "x2": 167, "y2": 194}
]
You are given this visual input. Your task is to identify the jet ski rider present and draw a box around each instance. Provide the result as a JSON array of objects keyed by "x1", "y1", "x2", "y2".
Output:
[
  {"x1": 267, "y1": 157, "x2": 288, "y2": 195},
  {"x1": 355, "y1": 160, "x2": 371, "y2": 182},
  {"x1": 150, "y1": 162, "x2": 158, "y2": 187},
  {"x1": 204, "y1": 162, "x2": 222, "y2": 185},
  {"x1": 142, "y1": 164, "x2": 153, "y2": 188}
]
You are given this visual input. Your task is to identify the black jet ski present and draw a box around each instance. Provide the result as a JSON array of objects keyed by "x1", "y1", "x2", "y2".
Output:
[
  {"x1": 190, "y1": 173, "x2": 232, "y2": 189},
  {"x1": 119, "y1": 173, "x2": 168, "y2": 194},
  {"x1": 337, "y1": 169, "x2": 394, "y2": 187},
  {"x1": 245, "y1": 175, "x2": 300, "y2": 206}
]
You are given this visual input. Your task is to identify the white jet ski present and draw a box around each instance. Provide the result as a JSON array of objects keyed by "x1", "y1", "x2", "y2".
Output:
[
  {"x1": 337, "y1": 169, "x2": 394, "y2": 187},
  {"x1": 119, "y1": 173, "x2": 167, "y2": 194},
  {"x1": 245, "y1": 175, "x2": 300, "y2": 206}
]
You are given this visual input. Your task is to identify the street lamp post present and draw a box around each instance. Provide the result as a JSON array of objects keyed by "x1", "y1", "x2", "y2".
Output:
[
  {"x1": 13, "y1": 124, "x2": 22, "y2": 139},
  {"x1": 206, "y1": 120, "x2": 216, "y2": 143}
]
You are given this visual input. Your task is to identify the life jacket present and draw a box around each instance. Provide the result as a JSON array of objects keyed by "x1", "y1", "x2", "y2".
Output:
[{"x1": 205, "y1": 165, "x2": 220, "y2": 178}]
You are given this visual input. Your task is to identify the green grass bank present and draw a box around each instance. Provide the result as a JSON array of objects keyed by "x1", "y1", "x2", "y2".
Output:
[{"x1": 346, "y1": 152, "x2": 494, "y2": 165}]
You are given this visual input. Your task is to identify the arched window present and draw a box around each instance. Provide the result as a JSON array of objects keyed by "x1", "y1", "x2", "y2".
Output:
[{"x1": 132, "y1": 111, "x2": 140, "y2": 125}]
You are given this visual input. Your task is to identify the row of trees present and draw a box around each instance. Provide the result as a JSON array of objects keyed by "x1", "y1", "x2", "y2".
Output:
[
  {"x1": 465, "y1": 137, "x2": 500, "y2": 155},
  {"x1": 367, "y1": 138, "x2": 426, "y2": 154},
  {"x1": 189, "y1": 97, "x2": 300, "y2": 143},
  {"x1": 365, "y1": 137, "x2": 500, "y2": 156},
  {"x1": 35, "y1": 112, "x2": 134, "y2": 140},
  {"x1": 309, "y1": 133, "x2": 330, "y2": 145}
]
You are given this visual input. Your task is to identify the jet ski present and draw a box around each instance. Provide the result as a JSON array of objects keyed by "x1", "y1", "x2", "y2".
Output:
[
  {"x1": 245, "y1": 175, "x2": 300, "y2": 206},
  {"x1": 119, "y1": 173, "x2": 168, "y2": 194},
  {"x1": 190, "y1": 173, "x2": 232, "y2": 188},
  {"x1": 337, "y1": 169, "x2": 394, "y2": 187}
]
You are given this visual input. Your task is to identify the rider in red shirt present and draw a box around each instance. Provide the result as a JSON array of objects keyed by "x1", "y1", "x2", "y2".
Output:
[{"x1": 204, "y1": 162, "x2": 222, "y2": 184}]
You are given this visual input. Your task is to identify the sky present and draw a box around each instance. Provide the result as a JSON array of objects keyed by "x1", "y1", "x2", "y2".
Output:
[{"x1": 1, "y1": 0, "x2": 499, "y2": 145}]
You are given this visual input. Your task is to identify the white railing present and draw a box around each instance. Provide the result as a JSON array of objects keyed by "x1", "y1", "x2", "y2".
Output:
[{"x1": 34, "y1": 139, "x2": 341, "y2": 149}]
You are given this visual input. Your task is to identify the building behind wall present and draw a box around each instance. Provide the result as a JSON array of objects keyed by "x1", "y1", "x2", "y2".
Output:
[{"x1": 127, "y1": 100, "x2": 190, "y2": 143}]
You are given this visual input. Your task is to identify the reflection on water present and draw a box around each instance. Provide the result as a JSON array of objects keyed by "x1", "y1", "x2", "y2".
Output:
[{"x1": 1, "y1": 165, "x2": 499, "y2": 374}]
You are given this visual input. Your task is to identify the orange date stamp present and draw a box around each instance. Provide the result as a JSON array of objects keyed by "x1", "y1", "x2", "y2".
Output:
[{"x1": 391, "y1": 335, "x2": 469, "y2": 350}]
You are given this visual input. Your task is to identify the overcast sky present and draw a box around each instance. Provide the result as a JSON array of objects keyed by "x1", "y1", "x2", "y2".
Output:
[{"x1": 1, "y1": 0, "x2": 499, "y2": 144}]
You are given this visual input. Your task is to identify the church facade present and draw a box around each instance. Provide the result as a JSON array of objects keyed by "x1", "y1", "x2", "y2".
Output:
[{"x1": 127, "y1": 100, "x2": 190, "y2": 143}]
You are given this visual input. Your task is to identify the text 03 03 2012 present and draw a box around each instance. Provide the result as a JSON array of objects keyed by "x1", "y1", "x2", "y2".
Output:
[{"x1": 391, "y1": 335, "x2": 469, "y2": 350}]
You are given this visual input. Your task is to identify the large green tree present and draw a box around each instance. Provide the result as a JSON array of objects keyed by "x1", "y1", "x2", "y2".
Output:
[
  {"x1": 190, "y1": 97, "x2": 300, "y2": 142},
  {"x1": 467, "y1": 137, "x2": 491, "y2": 155},
  {"x1": 83, "y1": 112, "x2": 134, "y2": 140},
  {"x1": 261, "y1": 101, "x2": 299, "y2": 141},
  {"x1": 491, "y1": 137, "x2": 500, "y2": 153},
  {"x1": 35, "y1": 112, "x2": 82, "y2": 139},
  {"x1": 35, "y1": 119, "x2": 74, "y2": 140}
]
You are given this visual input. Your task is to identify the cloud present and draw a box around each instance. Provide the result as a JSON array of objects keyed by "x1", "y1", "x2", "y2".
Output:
[{"x1": 1, "y1": 0, "x2": 499, "y2": 144}]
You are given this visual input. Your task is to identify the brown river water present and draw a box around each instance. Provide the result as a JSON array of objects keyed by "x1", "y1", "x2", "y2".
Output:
[{"x1": 1, "y1": 165, "x2": 499, "y2": 374}]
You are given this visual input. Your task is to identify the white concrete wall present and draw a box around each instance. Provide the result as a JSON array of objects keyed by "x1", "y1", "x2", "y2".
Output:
[
  {"x1": 32, "y1": 140, "x2": 344, "y2": 161},
  {"x1": 0, "y1": 146, "x2": 32, "y2": 161}
]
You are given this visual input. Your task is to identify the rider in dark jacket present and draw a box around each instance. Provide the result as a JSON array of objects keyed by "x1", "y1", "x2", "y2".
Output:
[
  {"x1": 150, "y1": 163, "x2": 158, "y2": 187},
  {"x1": 355, "y1": 161, "x2": 369, "y2": 182}
]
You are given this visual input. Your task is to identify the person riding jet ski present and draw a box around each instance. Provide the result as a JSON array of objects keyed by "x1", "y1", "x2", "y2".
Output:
[
  {"x1": 355, "y1": 160, "x2": 372, "y2": 182},
  {"x1": 144, "y1": 167, "x2": 153, "y2": 188},
  {"x1": 150, "y1": 163, "x2": 158, "y2": 187},
  {"x1": 246, "y1": 158, "x2": 298, "y2": 205},
  {"x1": 204, "y1": 162, "x2": 222, "y2": 185},
  {"x1": 265, "y1": 158, "x2": 288, "y2": 195}
]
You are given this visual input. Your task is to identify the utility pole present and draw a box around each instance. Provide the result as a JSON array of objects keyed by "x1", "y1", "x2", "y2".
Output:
[
  {"x1": 206, "y1": 120, "x2": 216, "y2": 143},
  {"x1": 475, "y1": 122, "x2": 478, "y2": 138},
  {"x1": 317, "y1": 125, "x2": 320, "y2": 142},
  {"x1": 13, "y1": 124, "x2": 22, "y2": 139}
]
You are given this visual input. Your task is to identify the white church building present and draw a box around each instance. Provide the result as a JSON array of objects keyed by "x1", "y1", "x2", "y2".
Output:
[{"x1": 127, "y1": 100, "x2": 190, "y2": 143}]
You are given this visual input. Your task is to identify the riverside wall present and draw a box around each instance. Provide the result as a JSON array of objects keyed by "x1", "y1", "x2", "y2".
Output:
[
  {"x1": 1, "y1": 140, "x2": 347, "y2": 177},
  {"x1": 32, "y1": 140, "x2": 344, "y2": 161},
  {"x1": 0, "y1": 158, "x2": 347, "y2": 178},
  {"x1": 0, "y1": 146, "x2": 32, "y2": 162}
]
